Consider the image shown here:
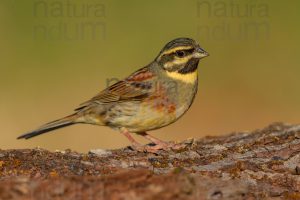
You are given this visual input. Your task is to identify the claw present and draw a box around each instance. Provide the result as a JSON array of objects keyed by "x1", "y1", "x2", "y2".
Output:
[
  {"x1": 132, "y1": 142, "x2": 186, "y2": 153},
  {"x1": 120, "y1": 129, "x2": 186, "y2": 153}
]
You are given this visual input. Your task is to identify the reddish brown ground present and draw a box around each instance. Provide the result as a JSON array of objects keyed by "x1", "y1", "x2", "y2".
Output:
[{"x1": 1, "y1": 123, "x2": 300, "y2": 199}]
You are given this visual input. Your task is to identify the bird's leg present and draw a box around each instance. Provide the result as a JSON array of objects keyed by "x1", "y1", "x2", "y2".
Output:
[
  {"x1": 120, "y1": 128, "x2": 141, "y2": 147},
  {"x1": 138, "y1": 132, "x2": 169, "y2": 147},
  {"x1": 137, "y1": 132, "x2": 185, "y2": 152}
]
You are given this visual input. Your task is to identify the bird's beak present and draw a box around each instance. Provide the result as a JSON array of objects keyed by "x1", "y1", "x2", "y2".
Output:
[{"x1": 194, "y1": 46, "x2": 209, "y2": 58}]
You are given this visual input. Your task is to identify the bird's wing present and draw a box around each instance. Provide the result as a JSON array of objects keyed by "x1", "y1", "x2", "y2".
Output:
[{"x1": 75, "y1": 67, "x2": 155, "y2": 111}]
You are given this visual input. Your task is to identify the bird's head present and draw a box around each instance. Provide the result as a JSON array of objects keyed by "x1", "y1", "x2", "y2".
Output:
[{"x1": 156, "y1": 38, "x2": 209, "y2": 83}]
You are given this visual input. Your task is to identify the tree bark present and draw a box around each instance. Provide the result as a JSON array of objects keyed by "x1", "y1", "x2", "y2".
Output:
[{"x1": 1, "y1": 123, "x2": 300, "y2": 199}]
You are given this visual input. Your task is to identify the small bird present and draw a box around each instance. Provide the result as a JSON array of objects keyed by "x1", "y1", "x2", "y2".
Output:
[{"x1": 18, "y1": 38, "x2": 209, "y2": 152}]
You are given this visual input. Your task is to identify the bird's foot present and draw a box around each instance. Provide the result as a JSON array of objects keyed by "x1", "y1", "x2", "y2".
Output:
[{"x1": 131, "y1": 141, "x2": 186, "y2": 153}]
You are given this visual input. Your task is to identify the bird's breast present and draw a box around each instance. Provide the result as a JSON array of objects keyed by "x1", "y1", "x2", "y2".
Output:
[{"x1": 103, "y1": 76, "x2": 198, "y2": 132}]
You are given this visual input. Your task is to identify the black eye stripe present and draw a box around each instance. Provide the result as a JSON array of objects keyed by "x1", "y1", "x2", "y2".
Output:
[
  {"x1": 158, "y1": 47, "x2": 195, "y2": 67},
  {"x1": 173, "y1": 48, "x2": 194, "y2": 57},
  {"x1": 185, "y1": 48, "x2": 195, "y2": 54}
]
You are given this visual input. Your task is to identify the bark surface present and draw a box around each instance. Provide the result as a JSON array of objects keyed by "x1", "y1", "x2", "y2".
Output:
[{"x1": 1, "y1": 123, "x2": 300, "y2": 199}]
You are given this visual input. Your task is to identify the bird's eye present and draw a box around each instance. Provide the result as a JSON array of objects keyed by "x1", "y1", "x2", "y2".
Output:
[{"x1": 175, "y1": 50, "x2": 185, "y2": 58}]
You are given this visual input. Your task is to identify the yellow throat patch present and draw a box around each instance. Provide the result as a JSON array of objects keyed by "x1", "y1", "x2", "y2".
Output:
[{"x1": 166, "y1": 70, "x2": 198, "y2": 84}]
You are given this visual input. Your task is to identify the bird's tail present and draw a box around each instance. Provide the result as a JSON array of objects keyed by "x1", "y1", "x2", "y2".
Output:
[{"x1": 17, "y1": 114, "x2": 78, "y2": 139}]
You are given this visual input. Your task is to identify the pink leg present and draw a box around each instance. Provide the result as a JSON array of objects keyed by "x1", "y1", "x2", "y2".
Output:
[
  {"x1": 138, "y1": 132, "x2": 168, "y2": 146},
  {"x1": 120, "y1": 128, "x2": 141, "y2": 147},
  {"x1": 137, "y1": 132, "x2": 186, "y2": 152}
]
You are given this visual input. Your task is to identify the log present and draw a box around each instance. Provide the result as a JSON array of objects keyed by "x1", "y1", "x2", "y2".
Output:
[{"x1": 0, "y1": 123, "x2": 300, "y2": 199}]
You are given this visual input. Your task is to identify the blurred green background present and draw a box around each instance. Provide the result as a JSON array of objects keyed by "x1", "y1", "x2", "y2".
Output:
[{"x1": 0, "y1": 0, "x2": 299, "y2": 152}]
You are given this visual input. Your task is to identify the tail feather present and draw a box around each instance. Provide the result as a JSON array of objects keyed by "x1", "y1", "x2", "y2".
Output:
[{"x1": 17, "y1": 114, "x2": 77, "y2": 139}]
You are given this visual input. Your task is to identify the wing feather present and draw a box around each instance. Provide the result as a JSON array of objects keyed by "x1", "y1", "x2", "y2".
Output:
[{"x1": 75, "y1": 67, "x2": 155, "y2": 111}]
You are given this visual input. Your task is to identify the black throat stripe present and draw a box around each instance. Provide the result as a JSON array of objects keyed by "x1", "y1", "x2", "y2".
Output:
[{"x1": 178, "y1": 58, "x2": 199, "y2": 74}]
